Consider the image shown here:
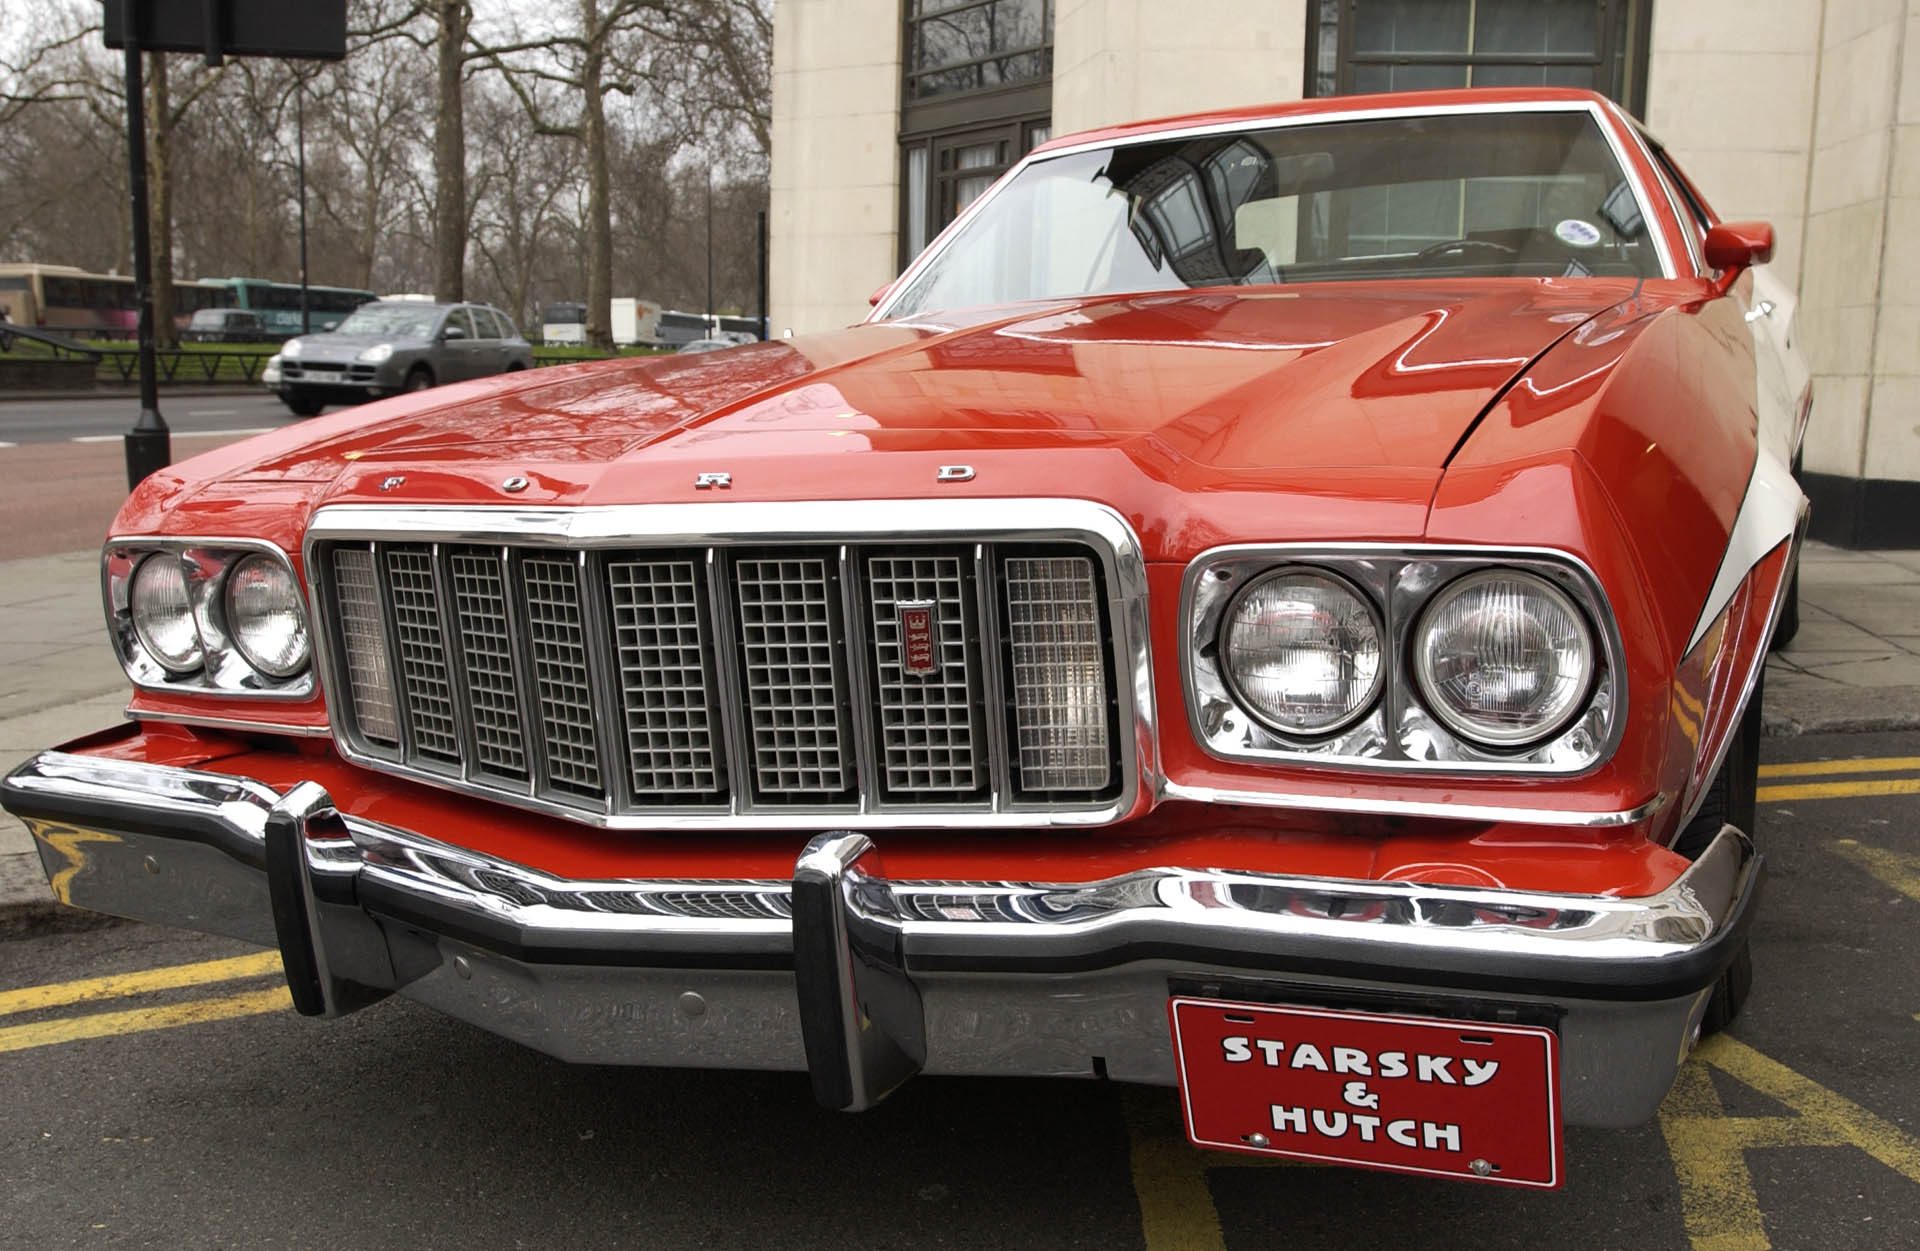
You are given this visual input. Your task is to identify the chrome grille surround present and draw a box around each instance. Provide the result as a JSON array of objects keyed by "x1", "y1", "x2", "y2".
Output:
[{"x1": 303, "y1": 500, "x2": 1154, "y2": 830}]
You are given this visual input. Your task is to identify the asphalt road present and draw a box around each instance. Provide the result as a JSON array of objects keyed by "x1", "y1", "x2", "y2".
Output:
[
  {"x1": 0, "y1": 391, "x2": 304, "y2": 444},
  {"x1": 0, "y1": 393, "x2": 309, "y2": 561},
  {"x1": 2, "y1": 730, "x2": 1917, "y2": 1250}
]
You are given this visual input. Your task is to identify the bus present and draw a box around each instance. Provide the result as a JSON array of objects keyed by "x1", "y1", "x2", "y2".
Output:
[
  {"x1": 539, "y1": 301, "x2": 588, "y2": 345},
  {"x1": 652, "y1": 309, "x2": 764, "y2": 347},
  {"x1": 203, "y1": 277, "x2": 376, "y2": 335},
  {"x1": 0, "y1": 262, "x2": 226, "y2": 338}
]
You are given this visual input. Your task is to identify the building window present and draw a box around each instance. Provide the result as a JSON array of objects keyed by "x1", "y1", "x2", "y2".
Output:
[
  {"x1": 1307, "y1": 0, "x2": 1650, "y2": 114},
  {"x1": 899, "y1": 3, "x2": 1054, "y2": 268},
  {"x1": 905, "y1": 0, "x2": 1053, "y2": 101}
]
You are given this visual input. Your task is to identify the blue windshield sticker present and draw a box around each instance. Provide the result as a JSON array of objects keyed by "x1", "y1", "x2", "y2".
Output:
[{"x1": 1555, "y1": 219, "x2": 1603, "y2": 248}]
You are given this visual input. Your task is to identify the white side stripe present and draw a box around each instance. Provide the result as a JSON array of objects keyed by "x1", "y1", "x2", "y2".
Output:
[{"x1": 1684, "y1": 448, "x2": 1804, "y2": 655}]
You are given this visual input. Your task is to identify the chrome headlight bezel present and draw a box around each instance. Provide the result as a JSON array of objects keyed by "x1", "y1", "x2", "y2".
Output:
[
  {"x1": 104, "y1": 537, "x2": 315, "y2": 698},
  {"x1": 1182, "y1": 545, "x2": 1624, "y2": 776}
]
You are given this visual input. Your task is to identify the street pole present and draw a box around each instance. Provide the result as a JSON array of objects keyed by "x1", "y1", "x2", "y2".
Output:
[
  {"x1": 705, "y1": 166, "x2": 714, "y2": 335},
  {"x1": 755, "y1": 208, "x2": 768, "y2": 341},
  {"x1": 122, "y1": 9, "x2": 170, "y2": 492},
  {"x1": 297, "y1": 77, "x2": 311, "y2": 335}
]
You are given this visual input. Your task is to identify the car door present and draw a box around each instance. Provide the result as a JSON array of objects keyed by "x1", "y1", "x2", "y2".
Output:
[{"x1": 439, "y1": 306, "x2": 481, "y2": 381}]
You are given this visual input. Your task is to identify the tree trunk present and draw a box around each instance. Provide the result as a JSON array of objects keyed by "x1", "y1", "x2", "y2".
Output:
[
  {"x1": 582, "y1": 52, "x2": 613, "y2": 349},
  {"x1": 433, "y1": 1, "x2": 468, "y2": 302},
  {"x1": 147, "y1": 52, "x2": 177, "y2": 349}
]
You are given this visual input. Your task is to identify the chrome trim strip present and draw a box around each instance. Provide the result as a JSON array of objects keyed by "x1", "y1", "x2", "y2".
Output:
[
  {"x1": 103, "y1": 534, "x2": 316, "y2": 701},
  {"x1": 301, "y1": 500, "x2": 1156, "y2": 831},
  {"x1": 1161, "y1": 779, "x2": 1666, "y2": 829},
  {"x1": 127, "y1": 708, "x2": 334, "y2": 738},
  {"x1": 872, "y1": 98, "x2": 1674, "y2": 322},
  {"x1": 1178, "y1": 542, "x2": 1629, "y2": 777},
  {"x1": 1615, "y1": 107, "x2": 1704, "y2": 276}
]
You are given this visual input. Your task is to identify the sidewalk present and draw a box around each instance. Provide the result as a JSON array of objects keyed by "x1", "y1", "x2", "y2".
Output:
[{"x1": 3, "y1": 542, "x2": 1918, "y2": 930}]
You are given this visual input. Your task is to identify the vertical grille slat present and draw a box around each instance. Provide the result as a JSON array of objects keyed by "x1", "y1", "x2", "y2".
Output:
[
  {"x1": 450, "y1": 549, "x2": 528, "y2": 780},
  {"x1": 607, "y1": 556, "x2": 722, "y2": 802},
  {"x1": 385, "y1": 546, "x2": 461, "y2": 765},
  {"x1": 318, "y1": 534, "x2": 1124, "y2": 822},
  {"x1": 732, "y1": 554, "x2": 852, "y2": 800},
  {"x1": 521, "y1": 555, "x2": 604, "y2": 798},
  {"x1": 866, "y1": 551, "x2": 984, "y2": 799}
]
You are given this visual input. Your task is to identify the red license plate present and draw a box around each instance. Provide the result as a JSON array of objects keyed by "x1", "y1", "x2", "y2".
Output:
[{"x1": 1169, "y1": 997, "x2": 1563, "y2": 1188}]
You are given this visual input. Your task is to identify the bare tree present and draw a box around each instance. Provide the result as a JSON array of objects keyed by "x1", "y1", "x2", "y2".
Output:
[
  {"x1": 146, "y1": 53, "x2": 227, "y2": 347},
  {"x1": 473, "y1": 0, "x2": 667, "y2": 348}
]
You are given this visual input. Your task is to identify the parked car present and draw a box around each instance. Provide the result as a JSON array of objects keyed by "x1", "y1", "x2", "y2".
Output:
[
  {"x1": 675, "y1": 336, "x2": 742, "y2": 354},
  {"x1": 261, "y1": 300, "x2": 533, "y2": 416},
  {"x1": 183, "y1": 308, "x2": 268, "y2": 343},
  {"x1": 2, "y1": 89, "x2": 1803, "y2": 1191}
]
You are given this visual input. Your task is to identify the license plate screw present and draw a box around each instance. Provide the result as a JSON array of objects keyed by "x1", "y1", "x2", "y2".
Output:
[
  {"x1": 1469, "y1": 1158, "x2": 1493, "y2": 1177},
  {"x1": 1247, "y1": 1132, "x2": 1271, "y2": 1149}
]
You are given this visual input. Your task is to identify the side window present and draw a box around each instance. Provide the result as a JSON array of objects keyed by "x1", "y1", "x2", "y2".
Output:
[
  {"x1": 487, "y1": 309, "x2": 517, "y2": 339},
  {"x1": 446, "y1": 307, "x2": 476, "y2": 339},
  {"x1": 467, "y1": 307, "x2": 497, "y2": 339}
]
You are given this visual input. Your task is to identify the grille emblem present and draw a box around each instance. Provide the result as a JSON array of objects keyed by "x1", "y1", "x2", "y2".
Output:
[
  {"x1": 694, "y1": 471, "x2": 731, "y2": 489},
  {"x1": 501, "y1": 475, "x2": 529, "y2": 493},
  {"x1": 936, "y1": 465, "x2": 975, "y2": 482},
  {"x1": 898, "y1": 600, "x2": 938, "y2": 676},
  {"x1": 378, "y1": 475, "x2": 406, "y2": 492}
]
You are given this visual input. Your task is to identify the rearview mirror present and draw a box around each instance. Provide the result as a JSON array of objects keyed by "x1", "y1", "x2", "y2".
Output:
[
  {"x1": 868, "y1": 282, "x2": 892, "y2": 308},
  {"x1": 441, "y1": 324, "x2": 467, "y2": 340}
]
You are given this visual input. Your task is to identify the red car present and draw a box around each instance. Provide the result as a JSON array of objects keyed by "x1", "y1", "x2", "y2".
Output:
[{"x1": 4, "y1": 89, "x2": 1802, "y2": 1190}]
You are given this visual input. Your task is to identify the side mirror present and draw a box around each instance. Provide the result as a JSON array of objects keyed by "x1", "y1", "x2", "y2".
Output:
[
  {"x1": 441, "y1": 324, "x2": 467, "y2": 341},
  {"x1": 868, "y1": 282, "x2": 892, "y2": 308},
  {"x1": 1704, "y1": 221, "x2": 1773, "y2": 291}
]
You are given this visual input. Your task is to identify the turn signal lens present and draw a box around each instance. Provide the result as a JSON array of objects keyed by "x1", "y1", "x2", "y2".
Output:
[
  {"x1": 1413, "y1": 569, "x2": 1595, "y2": 747},
  {"x1": 1003, "y1": 555, "x2": 1111, "y2": 792},
  {"x1": 224, "y1": 554, "x2": 311, "y2": 678},
  {"x1": 1221, "y1": 569, "x2": 1383, "y2": 736},
  {"x1": 129, "y1": 555, "x2": 203, "y2": 674}
]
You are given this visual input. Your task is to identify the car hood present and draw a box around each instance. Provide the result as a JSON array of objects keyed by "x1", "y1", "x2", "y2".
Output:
[
  {"x1": 289, "y1": 333, "x2": 424, "y2": 358},
  {"x1": 164, "y1": 280, "x2": 1635, "y2": 557}
]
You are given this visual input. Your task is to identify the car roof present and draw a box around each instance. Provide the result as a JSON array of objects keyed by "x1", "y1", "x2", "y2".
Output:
[{"x1": 1027, "y1": 86, "x2": 1617, "y2": 157}]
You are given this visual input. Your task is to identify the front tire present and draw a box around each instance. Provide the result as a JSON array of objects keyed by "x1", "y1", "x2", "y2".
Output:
[
  {"x1": 280, "y1": 391, "x2": 325, "y2": 418},
  {"x1": 1675, "y1": 679, "x2": 1762, "y2": 1034},
  {"x1": 403, "y1": 365, "x2": 435, "y2": 393}
]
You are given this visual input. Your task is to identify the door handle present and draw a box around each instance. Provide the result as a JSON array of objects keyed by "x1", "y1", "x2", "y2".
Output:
[{"x1": 1744, "y1": 300, "x2": 1776, "y2": 323}]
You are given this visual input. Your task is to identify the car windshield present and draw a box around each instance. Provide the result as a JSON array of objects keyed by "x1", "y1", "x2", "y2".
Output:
[
  {"x1": 332, "y1": 303, "x2": 440, "y2": 337},
  {"x1": 884, "y1": 109, "x2": 1659, "y2": 320}
]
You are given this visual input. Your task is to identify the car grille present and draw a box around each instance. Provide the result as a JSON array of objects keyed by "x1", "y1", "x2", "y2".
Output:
[{"x1": 309, "y1": 533, "x2": 1128, "y2": 825}]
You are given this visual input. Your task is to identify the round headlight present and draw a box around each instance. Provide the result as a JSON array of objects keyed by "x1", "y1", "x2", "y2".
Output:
[
  {"x1": 1413, "y1": 569, "x2": 1595, "y2": 747},
  {"x1": 129, "y1": 555, "x2": 203, "y2": 674},
  {"x1": 224, "y1": 554, "x2": 310, "y2": 678},
  {"x1": 1220, "y1": 569, "x2": 1384, "y2": 736}
]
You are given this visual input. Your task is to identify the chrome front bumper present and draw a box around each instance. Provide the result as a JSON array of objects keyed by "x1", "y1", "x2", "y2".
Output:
[{"x1": 2, "y1": 749, "x2": 1760, "y2": 1127}]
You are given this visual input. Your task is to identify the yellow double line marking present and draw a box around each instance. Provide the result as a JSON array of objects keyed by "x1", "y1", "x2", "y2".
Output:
[
  {"x1": 0, "y1": 950, "x2": 290, "y2": 1054},
  {"x1": 1758, "y1": 755, "x2": 1920, "y2": 803}
]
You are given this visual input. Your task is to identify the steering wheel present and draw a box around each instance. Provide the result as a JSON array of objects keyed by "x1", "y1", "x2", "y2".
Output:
[{"x1": 1415, "y1": 238, "x2": 1520, "y2": 262}]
